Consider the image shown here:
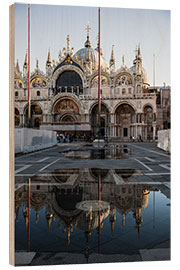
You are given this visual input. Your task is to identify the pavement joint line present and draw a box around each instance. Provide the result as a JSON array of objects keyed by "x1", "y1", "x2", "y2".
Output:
[
  {"x1": 130, "y1": 144, "x2": 170, "y2": 158},
  {"x1": 134, "y1": 158, "x2": 153, "y2": 171},
  {"x1": 15, "y1": 165, "x2": 32, "y2": 174},
  {"x1": 37, "y1": 157, "x2": 50, "y2": 163},
  {"x1": 144, "y1": 172, "x2": 170, "y2": 176},
  {"x1": 15, "y1": 145, "x2": 59, "y2": 160},
  {"x1": 164, "y1": 182, "x2": 171, "y2": 188},
  {"x1": 159, "y1": 164, "x2": 171, "y2": 171},
  {"x1": 38, "y1": 158, "x2": 61, "y2": 172}
]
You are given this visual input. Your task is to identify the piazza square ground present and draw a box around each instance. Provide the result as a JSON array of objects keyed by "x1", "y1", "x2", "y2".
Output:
[{"x1": 14, "y1": 141, "x2": 170, "y2": 266}]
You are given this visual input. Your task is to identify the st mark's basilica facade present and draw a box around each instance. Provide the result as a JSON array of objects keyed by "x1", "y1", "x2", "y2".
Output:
[{"x1": 14, "y1": 29, "x2": 170, "y2": 141}]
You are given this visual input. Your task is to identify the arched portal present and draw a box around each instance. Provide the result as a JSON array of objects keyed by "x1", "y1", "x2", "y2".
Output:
[
  {"x1": 90, "y1": 103, "x2": 109, "y2": 137},
  {"x1": 52, "y1": 98, "x2": 79, "y2": 123},
  {"x1": 55, "y1": 70, "x2": 83, "y2": 95},
  {"x1": 115, "y1": 104, "x2": 135, "y2": 139},
  {"x1": 24, "y1": 104, "x2": 43, "y2": 128},
  {"x1": 143, "y1": 105, "x2": 153, "y2": 140},
  {"x1": 61, "y1": 115, "x2": 75, "y2": 123},
  {"x1": 15, "y1": 108, "x2": 20, "y2": 127}
]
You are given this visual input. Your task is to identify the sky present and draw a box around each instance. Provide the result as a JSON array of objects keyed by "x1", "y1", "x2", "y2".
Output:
[{"x1": 14, "y1": 3, "x2": 170, "y2": 86}]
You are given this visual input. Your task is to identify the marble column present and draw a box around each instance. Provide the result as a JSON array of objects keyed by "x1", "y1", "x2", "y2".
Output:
[
  {"x1": 77, "y1": 86, "x2": 80, "y2": 96},
  {"x1": 20, "y1": 114, "x2": 24, "y2": 127},
  {"x1": 153, "y1": 123, "x2": 156, "y2": 140},
  {"x1": 135, "y1": 125, "x2": 137, "y2": 139}
]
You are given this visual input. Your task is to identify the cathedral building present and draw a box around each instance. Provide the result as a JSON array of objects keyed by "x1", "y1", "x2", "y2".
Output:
[{"x1": 14, "y1": 28, "x2": 170, "y2": 141}]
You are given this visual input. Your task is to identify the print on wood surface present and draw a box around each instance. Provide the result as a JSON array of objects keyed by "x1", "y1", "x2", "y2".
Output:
[{"x1": 10, "y1": 3, "x2": 171, "y2": 266}]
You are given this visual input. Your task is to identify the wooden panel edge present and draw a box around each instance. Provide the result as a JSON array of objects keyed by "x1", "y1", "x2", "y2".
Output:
[{"x1": 9, "y1": 3, "x2": 15, "y2": 267}]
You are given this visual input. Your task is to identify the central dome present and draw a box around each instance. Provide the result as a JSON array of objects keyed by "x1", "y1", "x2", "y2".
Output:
[
  {"x1": 75, "y1": 47, "x2": 108, "y2": 71},
  {"x1": 75, "y1": 32, "x2": 108, "y2": 72}
]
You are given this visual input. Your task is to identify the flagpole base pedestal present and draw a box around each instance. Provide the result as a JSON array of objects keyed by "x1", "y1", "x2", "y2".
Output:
[{"x1": 93, "y1": 139, "x2": 105, "y2": 147}]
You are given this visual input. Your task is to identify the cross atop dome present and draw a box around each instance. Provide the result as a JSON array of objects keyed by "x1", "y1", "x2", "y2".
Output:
[
  {"x1": 85, "y1": 23, "x2": 91, "y2": 36},
  {"x1": 84, "y1": 22, "x2": 91, "y2": 48}
]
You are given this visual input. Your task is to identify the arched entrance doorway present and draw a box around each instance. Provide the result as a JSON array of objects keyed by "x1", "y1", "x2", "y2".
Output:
[
  {"x1": 15, "y1": 108, "x2": 20, "y2": 127},
  {"x1": 143, "y1": 105, "x2": 153, "y2": 140},
  {"x1": 115, "y1": 104, "x2": 135, "y2": 139},
  {"x1": 53, "y1": 98, "x2": 79, "y2": 123},
  {"x1": 90, "y1": 103, "x2": 109, "y2": 137},
  {"x1": 24, "y1": 104, "x2": 43, "y2": 128},
  {"x1": 61, "y1": 115, "x2": 75, "y2": 123}
]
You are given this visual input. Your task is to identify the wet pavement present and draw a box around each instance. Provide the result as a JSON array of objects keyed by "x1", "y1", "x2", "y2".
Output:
[{"x1": 14, "y1": 142, "x2": 170, "y2": 265}]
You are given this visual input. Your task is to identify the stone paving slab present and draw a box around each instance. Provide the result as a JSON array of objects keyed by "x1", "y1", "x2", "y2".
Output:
[
  {"x1": 88, "y1": 253, "x2": 142, "y2": 263},
  {"x1": 15, "y1": 252, "x2": 36, "y2": 266},
  {"x1": 139, "y1": 248, "x2": 170, "y2": 261},
  {"x1": 30, "y1": 252, "x2": 142, "y2": 265},
  {"x1": 30, "y1": 252, "x2": 86, "y2": 265}
]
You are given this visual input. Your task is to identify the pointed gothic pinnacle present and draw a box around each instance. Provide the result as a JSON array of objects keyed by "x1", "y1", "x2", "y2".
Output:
[
  {"x1": 111, "y1": 45, "x2": 115, "y2": 59},
  {"x1": 47, "y1": 49, "x2": 52, "y2": 64},
  {"x1": 16, "y1": 59, "x2": 20, "y2": 73},
  {"x1": 24, "y1": 50, "x2": 28, "y2": 65},
  {"x1": 36, "y1": 57, "x2": 39, "y2": 69},
  {"x1": 122, "y1": 55, "x2": 125, "y2": 66},
  {"x1": 138, "y1": 43, "x2": 141, "y2": 55},
  {"x1": 66, "y1": 35, "x2": 70, "y2": 54}
]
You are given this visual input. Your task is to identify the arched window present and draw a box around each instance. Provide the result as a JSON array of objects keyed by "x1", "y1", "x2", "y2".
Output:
[
  {"x1": 56, "y1": 70, "x2": 83, "y2": 95},
  {"x1": 37, "y1": 90, "x2": 40, "y2": 96},
  {"x1": 15, "y1": 91, "x2": 18, "y2": 97}
]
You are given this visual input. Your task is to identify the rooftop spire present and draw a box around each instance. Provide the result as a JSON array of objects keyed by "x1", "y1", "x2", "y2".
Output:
[
  {"x1": 47, "y1": 49, "x2": 52, "y2": 63},
  {"x1": 122, "y1": 55, "x2": 125, "y2": 66},
  {"x1": 36, "y1": 58, "x2": 39, "y2": 69},
  {"x1": 109, "y1": 45, "x2": 115, "y2": 66},
  {"x1": 24, "y1": 50, "x2": 28, "y2": 66},
  {"x1": 66, "y1": 35, "x2": 70, "y2": 54},
  {"x1": 137, "y1": 43, "x2": 142, "y2": 60},
  {"x1": 15, "y1": 59, "x2": 20, "y2": 74},
  {"x1": 84, "y1": 23, "x2": 91, "y2": 48},
  {"x1": 46, "y1": 49, "x2": 52, "y2": 67}
]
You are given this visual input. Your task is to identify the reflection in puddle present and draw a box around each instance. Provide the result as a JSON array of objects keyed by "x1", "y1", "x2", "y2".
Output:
[
  {"x1": 61, "y1": 145, "x2": 132, "y2": 160},
  {"x1": 15, "y1": 168, "x2": 170, "y2": 262}
]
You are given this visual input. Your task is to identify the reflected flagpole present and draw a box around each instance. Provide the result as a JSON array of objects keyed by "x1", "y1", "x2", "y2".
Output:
[
  {"x1": 28, "y1": 178, "x2": 31, "y2": 252},
  {"x1": 98, "y1": 171, "x2": 101, "y2": 253},
  {"x1": 98, "y1": 7, "x2": 101, "y2": 137},
  {"x1": 28, "y1": 4, "x2": 31, "y2": 126}
]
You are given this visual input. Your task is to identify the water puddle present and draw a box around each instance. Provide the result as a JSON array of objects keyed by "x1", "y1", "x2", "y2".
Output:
[
  {"x1": 15, "y1": 168, "x2": 170, "y2": 259},
  {"x1": 61, "y1": 145, "x2": 132, "y2": 160}
]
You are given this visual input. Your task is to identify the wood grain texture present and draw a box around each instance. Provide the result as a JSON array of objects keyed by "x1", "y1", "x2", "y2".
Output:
[{"x1": 9, "y1": 4, "x2": 15, "y2": 266}]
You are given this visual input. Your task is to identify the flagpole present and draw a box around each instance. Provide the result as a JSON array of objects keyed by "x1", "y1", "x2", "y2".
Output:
[
  {"x1": 28, "y1": 4, "x2": 31, "y2": 126},
  {"x1": 153, "y1": 54, "x2": 155, "y2": 88},
  {"x1": 98, "y1": 7, "x2": 101, "y2": 138}
]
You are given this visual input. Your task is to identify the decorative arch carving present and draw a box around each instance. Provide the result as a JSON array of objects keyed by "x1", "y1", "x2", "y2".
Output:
[
  {"x1": 53, "y1": 98, "x2": 79, "y2": 114},
  {"x1": 89, "y1": 101, "x2": 111, "y2": 114},
  {"x1": 89, "y1": 71, "x2": 111, "y2": 87},
  {"x1": 23, "y1": 102, "x2": 44, "y2": 115},
  {"x1": 30, "y1": 76, "x2": 47, "y2": 88},
  {"x1": 14, "y1": 78, "x2": 24, "y2": 89},
  {"x1": 113, "y1": 101, "x2": 136, "y2": 114},
  {"x1": 50, "y1": 93, "x2": 84, "y2": 114},
  {"x1": 143, "y1": 104, "x2": 154, "y2": 113},
  {"x1": 114, "y1": 72, "x2": 134, "y2": 87}
]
